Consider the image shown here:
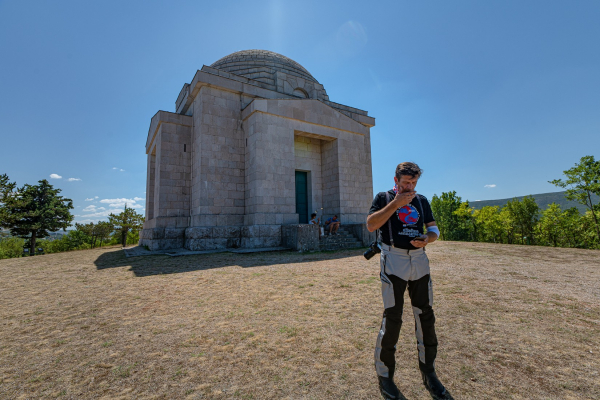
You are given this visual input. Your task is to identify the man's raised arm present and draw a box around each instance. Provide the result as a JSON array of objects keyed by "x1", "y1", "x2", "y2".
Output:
[{"x1": 366, "y1": 191, "x2": 416, "y2": 232}]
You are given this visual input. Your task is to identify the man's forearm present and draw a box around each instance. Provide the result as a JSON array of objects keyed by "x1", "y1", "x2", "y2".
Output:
[
  {"x1": 366, "y1": 202, "x2": 399, "y2": 232},
  {"x1": 426, "y1": 231, "x2": 437, "y2": 243}
]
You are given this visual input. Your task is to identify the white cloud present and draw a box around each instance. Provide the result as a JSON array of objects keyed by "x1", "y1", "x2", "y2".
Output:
[
  {"x1": 68, "y1": 178, "x2": 81, "y2": 182},
  {"x1": 112, "y1": 167, "x2": 125, "y2": 172},
  {"x1": 112, "y1": 167, "x2": 117, "y2": 170},
  {"x1": 484, "y1": 184, "x2": 497, "y2": 188},
  {"x1": 50, "y1": 174, "x2": 62, "y2": 179},
  {"x1": 75, "y1": 196, "x2": 146, "y2": 224},
  {"x1": 120, "y1": 169, "x2": 125, "y2": 172},
  {"x1": 99, "y1": 197, "x2": 145, "y2": 209}
]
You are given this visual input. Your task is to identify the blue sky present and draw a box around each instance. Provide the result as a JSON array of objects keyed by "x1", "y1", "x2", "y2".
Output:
[{"x1": 1, "y1": 0, "x2": 599, "y2": 224}]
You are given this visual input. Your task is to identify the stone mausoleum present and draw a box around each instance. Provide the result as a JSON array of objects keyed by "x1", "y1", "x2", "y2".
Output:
[{"x1": 139, "y1": 50, "x2": 376, "y2": 251}]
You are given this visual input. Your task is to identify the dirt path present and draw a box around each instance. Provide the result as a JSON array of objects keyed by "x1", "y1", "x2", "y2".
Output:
[{"x1": 1, "y1": 242, "x2": 599, "y2": 399}]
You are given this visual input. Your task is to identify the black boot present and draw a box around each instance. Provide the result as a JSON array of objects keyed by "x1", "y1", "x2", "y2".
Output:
[
  {"x1": 377, "y1": 376, "x2": 406, "y2": 400},
  {"x1": 420, "y1": 369, "x2": 453, "y2": 400}
]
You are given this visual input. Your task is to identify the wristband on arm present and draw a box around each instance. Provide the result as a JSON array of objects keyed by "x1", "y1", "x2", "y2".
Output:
[{"x1": 426, "y1": 226, "x2": 440, "y2": 238}]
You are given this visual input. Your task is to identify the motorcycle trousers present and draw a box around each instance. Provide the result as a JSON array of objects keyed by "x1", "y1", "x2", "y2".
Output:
[{"x1": 374, "y1": 272, "x2": 438, "y2": 378}]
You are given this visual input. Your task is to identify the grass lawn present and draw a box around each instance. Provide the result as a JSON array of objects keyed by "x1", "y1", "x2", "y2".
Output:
[{"x1": 1, "y1": 241, "x2": 599, "y2": 399}]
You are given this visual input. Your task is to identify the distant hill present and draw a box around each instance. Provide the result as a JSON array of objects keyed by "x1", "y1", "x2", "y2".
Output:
[{"x1": 469, "y1": 191, "x2": 600, "y2": 214}]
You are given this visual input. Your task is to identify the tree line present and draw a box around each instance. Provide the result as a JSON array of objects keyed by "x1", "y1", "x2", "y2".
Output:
[
  {"x1": 0, "y1": 174, "x2": 144, "y2": 259},
  {"x1": 430, "y1": 156, "x2": 600, "y2": 249}
]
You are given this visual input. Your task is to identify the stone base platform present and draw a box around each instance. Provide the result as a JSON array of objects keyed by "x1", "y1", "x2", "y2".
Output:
[
  {"x1": 138, "y1": 223, "x2": 374, "y2": 253},
  {"x1": 139, "y1": 224, "x2": 282, "y2": 252},
  {"x1": 124, "y1": 245, "x2": 290, "y2": 258}
]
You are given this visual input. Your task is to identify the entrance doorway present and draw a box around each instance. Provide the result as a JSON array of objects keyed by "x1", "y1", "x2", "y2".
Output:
[{"x1": 295, "y1": 171, "x2": 308, "y2": 224}]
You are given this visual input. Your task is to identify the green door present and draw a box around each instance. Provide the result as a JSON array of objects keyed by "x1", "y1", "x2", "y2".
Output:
[{"x1": 295, "y1": 171, "x2": 308, "y2": 224}]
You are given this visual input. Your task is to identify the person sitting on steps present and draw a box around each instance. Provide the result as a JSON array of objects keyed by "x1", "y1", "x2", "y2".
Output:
[
  {"x1": 325, "y1": 215, "x2": 340, "y2": 236},
  {"x1": 310, "y1": 213, "x2": 321, "y2": 239}
]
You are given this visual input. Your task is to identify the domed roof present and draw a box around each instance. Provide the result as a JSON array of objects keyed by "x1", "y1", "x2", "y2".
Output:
[{"x1": 210, "y1": 49, "x2": 318, "y2": 84}]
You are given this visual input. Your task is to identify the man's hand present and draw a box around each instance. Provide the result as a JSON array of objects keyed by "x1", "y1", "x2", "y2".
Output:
[
  {"x1": 391, "y1": 190, "x2": 416, "y2": 208},
  {"x1": 410, "y1": 234, "x2": 429, "y2": 248}
]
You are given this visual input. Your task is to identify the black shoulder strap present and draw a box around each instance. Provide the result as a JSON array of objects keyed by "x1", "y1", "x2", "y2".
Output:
[{"x1": 384, "y1": 192, "x2": 394, "y2": 246}]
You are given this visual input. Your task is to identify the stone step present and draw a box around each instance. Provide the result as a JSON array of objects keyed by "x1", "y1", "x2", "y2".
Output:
[{"x1": 316, "y1": 226, "x2": 365, "y2": 251}]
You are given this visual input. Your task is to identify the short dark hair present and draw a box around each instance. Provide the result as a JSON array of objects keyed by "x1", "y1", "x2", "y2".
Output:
[
  {"x1": 311, "y1": 213, "x2": 316, "y2": 218},
  {"x1": 395, "y1": 162, "x2": 422, "y2": 179}
]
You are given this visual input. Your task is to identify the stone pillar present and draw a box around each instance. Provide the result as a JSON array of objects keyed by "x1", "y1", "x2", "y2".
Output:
[
  {"x1": 140, "y1": 112, "x2": 192, "y2": 250},
  {"x1": 321, "y1": 139, "x2": 341, "y2": 219},
  {"x1": 242, "y1": 110, "x2": 297, "y2": 247},
  {"x1": 145, "y1": 150, "x2": 156, "y2": 221}
]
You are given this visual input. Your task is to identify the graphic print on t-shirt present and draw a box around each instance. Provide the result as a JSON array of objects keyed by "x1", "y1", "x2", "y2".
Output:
[{"x1": 397, "y1": 204, "x2": 420, "y2": 225}]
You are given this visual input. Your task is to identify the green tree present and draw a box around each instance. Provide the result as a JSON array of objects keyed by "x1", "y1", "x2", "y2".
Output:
[
  {"x1": 453, "y1": 201, "x2": 476, "y2": 241},
  {"x1": 536, "y1": 203, "x2": 566, "y2": 247},
  {"x1": 549, "y1": 155, "x2": 600, "y2": 243},
  {"x1": 430, "y1": 191, "x2": 462, "y2": 240},
  {"x1": 108, "y1": 206, "x2": 144, "y2": 247},
  {"x1": 503, "y1": 196, "x2": 539, "y2": 244},
  {"x1": 473, "y1": 206, "x2": 504, "y2": 243},
  {"x1": 0, "y1": 179, "x2": 73, "y2": 255},
  {"x1": 561, "y1": 208, "x2": 586, "y2": 248},
  {"x1": 75, "y1": 222, "x2": 94, "y2": 246},
  {"x1": 75, "y1": 221, "x2": 114, "y2": 248},
  {"x1": 95, "y1": 221, "x2": 114, "y2": 247},
  {"x1": 0, "y1": 174, "x2": 17, "y2": 225}
]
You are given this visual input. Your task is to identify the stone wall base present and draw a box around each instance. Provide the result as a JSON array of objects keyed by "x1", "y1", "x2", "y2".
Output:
[
  {"x1": 139, "y1": 223, "x2": 372, "y2": 252},
  {"x1": 281, "y1": 224, "x2": 319, "y2": 252},
  {"x1": 139, "y1": 227, "x2": 186, "y2": 251},
  {"x1": 139, "y1": 225, "x2": 282, "y2": 251}
]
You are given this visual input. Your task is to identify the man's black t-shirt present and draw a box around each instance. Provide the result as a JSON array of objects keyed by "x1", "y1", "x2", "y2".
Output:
[{"x1": 368, "y1": 190, "x2": 435, "y2": 250}]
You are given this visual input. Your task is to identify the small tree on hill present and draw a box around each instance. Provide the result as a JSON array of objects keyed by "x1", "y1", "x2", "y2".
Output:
[
  {"x1": 75, "y1": 221, "x2": 114, "y2": 248},
  {"x1": 108, "y1": 205, "x2": 144, "y2": 247},
  {"x1": 550, "y1": 155, "x2": 600, "y2": 243},
  {"x1": 0, "y1": 174, "x2": 17, "y2": 225},
  {"x1": 0, "y1": 178, "x2": 74, "y2": 255},
  {"x1": 96, "y1": 221, "x2": 114, "y2": 247}
]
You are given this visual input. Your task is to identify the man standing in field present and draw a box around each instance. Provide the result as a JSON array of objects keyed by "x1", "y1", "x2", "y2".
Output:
[{"x1": 366, "y1": 162, "x2": 451, "y2": 400}]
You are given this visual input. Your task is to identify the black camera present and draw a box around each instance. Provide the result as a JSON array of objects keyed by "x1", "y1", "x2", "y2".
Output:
[{"x1": 363, "y1": 241, "x2": 381, "y2": 260}]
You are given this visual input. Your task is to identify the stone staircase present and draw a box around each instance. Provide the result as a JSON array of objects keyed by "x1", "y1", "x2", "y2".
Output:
[{"x1": 319, "y1": 226, "x2": 364, "y2": 251}]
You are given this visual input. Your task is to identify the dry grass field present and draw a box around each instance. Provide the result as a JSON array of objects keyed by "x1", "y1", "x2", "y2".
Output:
[{"x1": 1, "y1": 241, "x2": 599, "y2": 399}]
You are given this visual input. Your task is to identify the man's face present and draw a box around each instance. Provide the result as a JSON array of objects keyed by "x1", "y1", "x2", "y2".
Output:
[{"x1": 394, "y1": 175, "x2": 419, "y2": 192}]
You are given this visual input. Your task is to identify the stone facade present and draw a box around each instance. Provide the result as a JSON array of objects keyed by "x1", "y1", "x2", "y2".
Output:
[{"x1": 140, "y1": 50, "x2": 376, "y2": 251}]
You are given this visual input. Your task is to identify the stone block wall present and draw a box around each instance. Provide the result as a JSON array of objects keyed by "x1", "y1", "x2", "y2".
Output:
[
  {"x1": 335, "y1": 133, "x2": 373, "y2": 224},
  {"x1": 243, "y1": 110, "x2": 298, "y2": 226},
  {"x1": 154, "y1": 122, "x2": 192, "y2": 219},
  {"x1": 190, "y1": 86, "x2": 246, "y2": 227},
  {"x1": 145, "y1": 152, "x2": 156, "y2": 220},
  {"x1": 344, "y1": 223, "x2": 377, "y2": 246},
  {"x1": 139, "y1": 227, "x2": 186, "y2": 251},
  {"x1": 281, "y1": 224, "x2": 319, "y2": 252},
  {"x1": 321, "y1": 139, "x2": 341, "y2": 218}
]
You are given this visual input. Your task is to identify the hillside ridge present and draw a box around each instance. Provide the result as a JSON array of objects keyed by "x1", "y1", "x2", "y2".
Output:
[{"x1": 469, "y1": 191, "x2": 599, "y2": 214}]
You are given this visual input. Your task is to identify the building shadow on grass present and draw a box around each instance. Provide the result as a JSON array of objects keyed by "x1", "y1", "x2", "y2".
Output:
[{"x1": 94, "y1": 247, "x2": 367, "y2": 277}]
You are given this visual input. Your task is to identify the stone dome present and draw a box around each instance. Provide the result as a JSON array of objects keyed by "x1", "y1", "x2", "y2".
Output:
[{"x1": 210, "y1": 49, "x2": 319, "y2": 85}]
